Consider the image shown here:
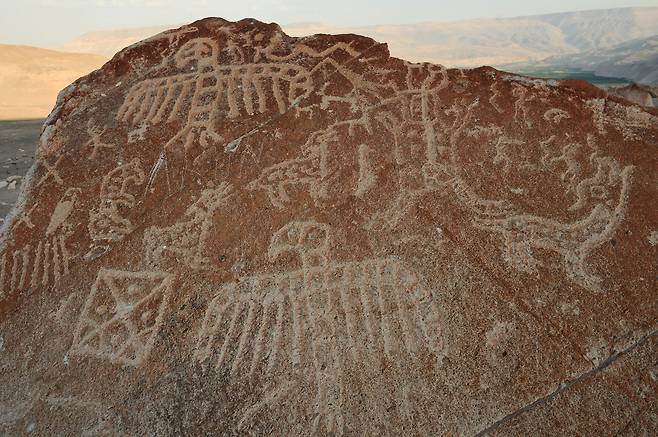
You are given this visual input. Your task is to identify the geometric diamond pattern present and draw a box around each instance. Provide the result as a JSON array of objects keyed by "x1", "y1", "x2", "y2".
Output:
[{"x1": 69, "y1": 268, "x2": 174, "y2": 366}]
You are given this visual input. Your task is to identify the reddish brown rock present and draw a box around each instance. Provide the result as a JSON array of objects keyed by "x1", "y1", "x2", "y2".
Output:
[{"x1": 0, "y1": 18, "x2": 657, "y2": 435}]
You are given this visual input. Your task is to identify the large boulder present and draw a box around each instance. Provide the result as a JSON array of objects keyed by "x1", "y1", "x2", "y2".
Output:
[{"x1": 0, "y1": 18, "x2": 656, "y2": 435}]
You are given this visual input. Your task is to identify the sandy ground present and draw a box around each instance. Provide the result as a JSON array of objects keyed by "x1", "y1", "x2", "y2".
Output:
[
  {"x1": 0, "y1": 45, "x2": 106, "y2": 120},
  {"x1": 0, "y1": 119, "x2": 42, "y2": 220}
]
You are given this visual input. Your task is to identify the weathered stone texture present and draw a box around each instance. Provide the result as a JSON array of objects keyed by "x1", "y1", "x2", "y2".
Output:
[{"x1": 0, "y1": 18, "x2": 656, "y2": 435}]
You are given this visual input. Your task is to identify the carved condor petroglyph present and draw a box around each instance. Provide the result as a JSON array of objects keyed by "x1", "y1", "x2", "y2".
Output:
[
  {"x1": 194, "y1": 220, "x2": 445, "y2": 432},
  {"x1": 117, "y1": 38, "x2": 313, "y2": 161}
]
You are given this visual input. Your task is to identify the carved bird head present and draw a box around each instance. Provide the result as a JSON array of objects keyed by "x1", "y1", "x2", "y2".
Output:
[
  {"x1": 175, "y1": 38, "x2": 218, "y2": 69},
  {"x1": 268, "y1": 221, "x2": 330, "y2": 262},
  {"x1": 46, "y1": 187, "x2": 82, "y2": 236}
]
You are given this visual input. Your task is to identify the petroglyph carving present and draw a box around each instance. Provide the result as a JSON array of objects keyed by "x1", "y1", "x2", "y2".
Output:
[
  {"x1": 127, "y1": 122, "x2": 148, "y2": 143},
  {"x1": 248, "y1": 69, "x2": 438, "y2": 210},
  {"x1": 84, "y1": 120, "x2": 115, "y2": 160},
  {"x1": 540, "y1": 140, "x2": 586, "y2": 192},
  {"x1": 493, "y1": 137, "x2": 531, "y2": 173},
  {"x1": 511, "y1": 83, "x2": 535, "y2": 128},
  {"x1": 355, "y1": 144, "x2": 376, "y2": 196},
  {"x1": 88, "y1": 159, "x2": 145, "y2": 243},
  {"x1": 144, "y1": 183, "x2": 233, "y2": 270},
  {"x1": 0, "y1": 189, "x2": 80, "y2": 299},
  {"x1": 194, "y1": 221, "x2": 444, "y2": 432},
  {"x1": 15, "y1": 205, "x2": 36, "y2": 231},
  {"x1": 543, "y1": 108, "x2": 570, "y2": 124},
  {"x1": 246, "y1": 141, "x2": 329, "y2": 208},
  {"x1": 474, "y1": 164, "x2": 634, "y2": 291},
  {"x1": 255, "y1": 35, "x2": 361, "y2": 63},
  {"x1": 47, "y1": 188, "x2": 81, "y2": 236},
  {"x1": 489, "y1": 82, "x2": 504, "y2": 113},
  {"x1": 36, "y1": 155, "x2": 65, "y2": 188},
  {"x1": 440, "y1": 102, "x2": 637, "y2": 291},
  {"x1": 377, "y1": 97, "x2": 513, "y2": 227},
  {"x1": 480, "y1": 321, "x2": 520, "y2": 389},
  {"x1": 362, "y1": 89, "x2": 635, "y2": 292},
  {"x1": 569, "y1": 154, "x2": 631, "y2": 211},
  {"x1": 116, "y1": 38, "x2": 313, "y2": 161},
  {"x1": 69, "y1": 268, "x2": 174, "y2": 366},
  {"x1": 587, "y1": 98, "x2": 658, "y2": 140}
]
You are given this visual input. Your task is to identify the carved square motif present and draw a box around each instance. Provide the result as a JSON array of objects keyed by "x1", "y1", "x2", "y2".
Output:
[{"x1": 70, "y1": 269, "x2": 174, "y2": 366}]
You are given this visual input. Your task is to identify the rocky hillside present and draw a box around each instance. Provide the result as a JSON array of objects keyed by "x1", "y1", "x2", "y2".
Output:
[
  {"x1": 0, "y1": 18, "x2": 656, "y2": 435},
  {"x1": 60, "y1": 7, "x2": 658, "y2": 67},
  {"x1": 542, "y1": 35, "x2": 658, "y2": 85},
  {"x1": 60, "y1": 25, "x2": 176, "y2": 58},
  {"x1": 0, "y1": 45, "x2": 106, "y2": 120}
]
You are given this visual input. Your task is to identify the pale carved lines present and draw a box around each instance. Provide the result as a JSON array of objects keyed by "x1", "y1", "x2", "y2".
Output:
[
  {"x1": 69, "y1": 268, "x2": 174, "y2": 366},
  {"x1": 117, "y1": 64, "x2": 312, "y2": 126},
  {"x1": 570, "y1": 154, "x2": 629, "y2": 211},
  {"x1": 256, "y1": 38, "x2": 361, "y2": 63},
  {"x1": 0, "y1": 189, "x2": 79, "y2": 299},
  {"x1": 474, "y1": 164, "x2": 634, "y2": 291},
  {"x1": 511, "y1": 83, "x2": 534, "y2": 128},
  {"x1": 0, "y1": 234, "x2": 73, "y2": 298},
  {"x1": 543, "y1": 108, "x2": 571, "y2": 124},
  {"x1": 489, "y1": 82, "x2": 504, "y2": 113},
  {"x1": 245, "y1": 143, "x2": 329, "y2": 208},
  {"x1": 493, "y1": 137, "x2": 525, "y2": 173},
  {"x1": 85, "y1": 120, "x2": 115, "y2": 160},
  {"x1": 116, "y1": 38, "x2": 314, "y2": 162},
  {"x1": 194, "y1": 221, "x2": 445, "y2": 432},
  {"x1": 88, "y1": 159, "x2": 145, "y2": 244},
  {"x1": 444, "y1": 99, "x2": 513, "y2": 219},
  {"x1": 15, "y1": 205, "x2": 37, "y2": 231},
  {"x1": 143, "y1": 183, "x2": 233, "y2": 270},
  {"x1": 36, "y1": 155, "x2": 65, "y2": 188}
]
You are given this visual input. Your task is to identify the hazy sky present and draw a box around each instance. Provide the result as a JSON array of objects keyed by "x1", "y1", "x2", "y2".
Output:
[{"x1": 2, "y1": 0, "x2": 658, "y2": 47}]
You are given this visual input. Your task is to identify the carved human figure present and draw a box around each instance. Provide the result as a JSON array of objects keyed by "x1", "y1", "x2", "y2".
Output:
[
  {"x1": 88, "y1": 159, "x2": 145, "y2": 244},
  {"x1": 0, "y1": 188, "x2": 81, "y2": 299}
]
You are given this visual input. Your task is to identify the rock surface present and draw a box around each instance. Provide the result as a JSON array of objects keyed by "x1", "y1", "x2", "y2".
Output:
[{"x1": 0, "y1": 18, "x2": 657, "y2": 435}]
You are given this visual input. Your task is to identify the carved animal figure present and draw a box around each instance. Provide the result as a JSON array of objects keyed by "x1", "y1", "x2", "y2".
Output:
[
  {"x1": 143, "y1": 183, "x2": 233, "y2": 270},
  {"x1": 194, "y1": 221, "x2": 444, "y2": 433},
  {"x1": 474, "y1": 164, "x2": 634, "y2": 291},
  {"x1": 246, "y1": 143, "x2": 328, "y2": 208}
]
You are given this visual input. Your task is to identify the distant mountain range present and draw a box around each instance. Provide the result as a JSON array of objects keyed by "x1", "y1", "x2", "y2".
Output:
[
  {"x1": 1, "y1": 7, "x2": 657, "y2": 120},
  {"x1": 284, "y1": 7, "x2": 658, "y2": 68},
  {"x1": 59, "y1": 7, "x2": 658, "y2": 70},
  {"x1": 538, "y1": 35, "x2": 658, "y2": 85},
  {"x1": 60, "y1": 25, "x2": 175, "y2": 58},
  {"x1": 0, "y1": 45, "x2": 106, "y2": 121}
]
